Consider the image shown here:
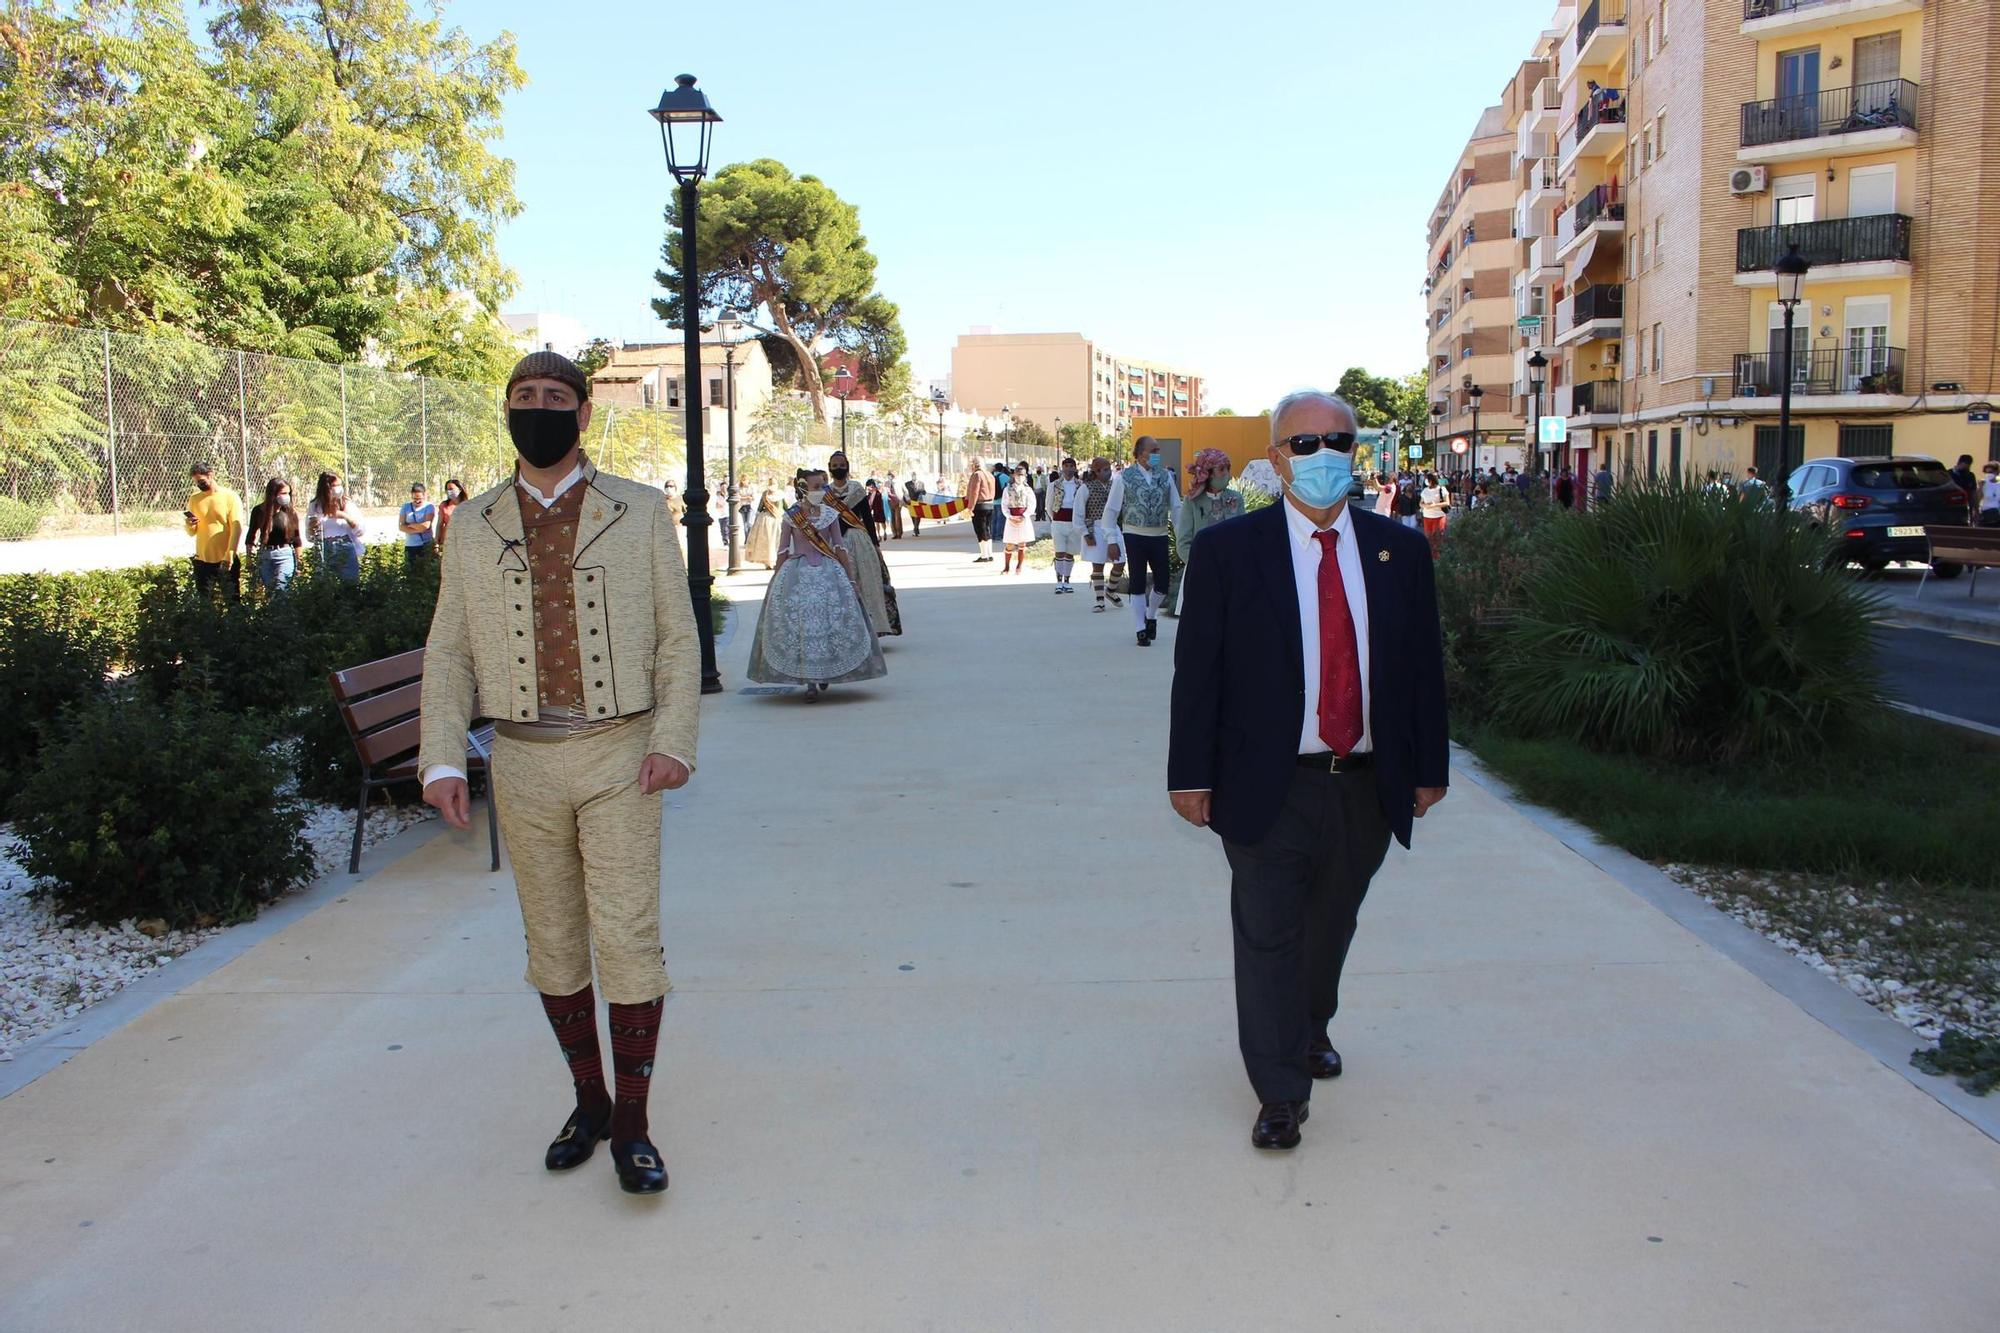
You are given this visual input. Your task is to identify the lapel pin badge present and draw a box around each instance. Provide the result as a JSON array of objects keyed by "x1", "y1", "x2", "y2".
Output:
[
  {"x1": 591, "y1": 508, "x2": 603, "y2": 521},
  {"x1": 1377, "y1": 550, "x2": 1391, "y2": 562}
]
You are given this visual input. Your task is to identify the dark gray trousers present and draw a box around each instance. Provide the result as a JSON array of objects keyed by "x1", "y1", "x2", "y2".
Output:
[{"x1": 1222, "y1": 766, "x2": 1392, "y2": 1104}]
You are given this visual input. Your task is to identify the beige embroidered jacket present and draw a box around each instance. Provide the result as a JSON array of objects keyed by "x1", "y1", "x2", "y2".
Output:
[{"x1": 418, "y1": 460, "x2": 701, "y2": 776}]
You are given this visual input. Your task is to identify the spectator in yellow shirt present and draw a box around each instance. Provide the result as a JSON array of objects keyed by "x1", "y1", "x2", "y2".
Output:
[{"x1": 183, "y1": 462, "x2": 245, "y2": 603}]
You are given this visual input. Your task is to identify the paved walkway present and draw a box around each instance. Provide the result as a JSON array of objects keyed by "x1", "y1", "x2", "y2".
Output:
[{"x1": 4, "y1": 523, "x2": 1998, "y2": 1331}]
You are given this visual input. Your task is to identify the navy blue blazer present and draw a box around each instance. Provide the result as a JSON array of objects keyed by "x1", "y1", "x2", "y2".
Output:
[{"x1": 1167, "y1": 501, "x2": 1449, "y2": 849}]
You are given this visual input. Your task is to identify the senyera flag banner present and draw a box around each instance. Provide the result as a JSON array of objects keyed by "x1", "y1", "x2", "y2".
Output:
[{"x1": 908, "y1": 496, "x2": 970, "y2": 522}]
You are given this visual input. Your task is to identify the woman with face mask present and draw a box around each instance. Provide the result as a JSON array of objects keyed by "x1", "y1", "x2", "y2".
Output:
[
  {"x1": 1000, "y1": 467, "x2": 1037, "y2": 574},
  {"x1": 308, "y1": 471, "x2": 364, "y2": 582},
  {"x1": 246, "y1": 477, "x2": 303, "y2": 592},
  {"x1": 437, "y1": 477, "x2": 466, "y2": 549},
  {"x1": 744, "y1": 487, "x2": 784, "y2": 568},
  {"x1": 747, "y1": 469, "x2": 887, "y2": 701},
  {"x1": 1174, "y1": 449, "x2": 1243, "y2": 616}
]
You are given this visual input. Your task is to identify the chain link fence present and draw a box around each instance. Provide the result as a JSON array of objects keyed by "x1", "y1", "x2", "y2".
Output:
[{"x1": 0, "y1": 318, "x2": 686, "y2": 548}]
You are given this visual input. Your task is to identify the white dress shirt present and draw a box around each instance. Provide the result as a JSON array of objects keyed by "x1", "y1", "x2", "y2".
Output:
[
  {"x1": 1285, "y1": 496, "x2": 1372, "y2": 756},
  {"x1": 517, "y1": 461, "x2": 587, "y2": 508}
]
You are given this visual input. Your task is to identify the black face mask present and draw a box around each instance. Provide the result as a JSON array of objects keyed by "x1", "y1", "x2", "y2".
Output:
[
  {"x1": 830, "y1": 466, "x2": 850, "y2": 482},
  {"x1": 194, "y1": 478, "x2": 213, "y2": 492},
  {"x1": 507, "y1": 407, "x2": 580, "y2": 470}
]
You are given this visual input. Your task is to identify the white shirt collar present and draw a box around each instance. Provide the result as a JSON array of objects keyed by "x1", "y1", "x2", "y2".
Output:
[
  {"x1": 1282, "y1": 494, "x2": 1354, "y2": 547},
  {"x1": 515, "y1": 457, "x2": 587, "y2": 508}
]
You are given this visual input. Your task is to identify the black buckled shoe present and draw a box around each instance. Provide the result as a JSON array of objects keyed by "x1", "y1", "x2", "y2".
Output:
[
  {"x1": 1308, "y1": 1038, "x2": 1343, "y2": 1080},
  {"x1": 611, "y1": 1137, "x2": 670, "y2": 1195},
  {"x1": 544, "y1": 1104, "x2": 611, "y2": 1172},
  {"x1": 1251, "y1": 1099, "x2": 1309, "y2": 1150},
  {"x1": 1146, "y1": 618, "x2": 1159, "y2": 642},
  {"x1": 1136, "y1": 631, "x2": 1151, "y2": 647}
]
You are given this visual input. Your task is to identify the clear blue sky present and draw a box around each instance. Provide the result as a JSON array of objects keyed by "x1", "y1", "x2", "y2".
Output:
[{"x1": 481, "y1": 0, "x2": 1554, "y2": 412}]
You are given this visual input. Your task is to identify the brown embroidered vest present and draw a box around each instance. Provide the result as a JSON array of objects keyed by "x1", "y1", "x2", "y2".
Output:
[{"x1": 517, "y1": 484, "x2": 587, "y2": 717}]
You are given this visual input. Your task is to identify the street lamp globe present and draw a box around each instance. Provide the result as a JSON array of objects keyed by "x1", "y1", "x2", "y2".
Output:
[
  {"x1": 1775, "y1": 242, "x2": 1810, "y2": 307},
  {"x1": 1527, "y1": 348, "x2": 1547, "y2": 394},
  {"x1": 649, "y1": 74, "x2": 721, "y2": 183},
  {"x1": 831, "y1": 365, "x2": 854, "y2": 398}
]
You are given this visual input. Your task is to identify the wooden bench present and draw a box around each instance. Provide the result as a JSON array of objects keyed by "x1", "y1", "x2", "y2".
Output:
[
  {"x1": 1919, "y1": 526, "x2": 2000, "y2": 600},
  {"x1": 328, "y1": 647, "x2": 498, "y2": 875}
]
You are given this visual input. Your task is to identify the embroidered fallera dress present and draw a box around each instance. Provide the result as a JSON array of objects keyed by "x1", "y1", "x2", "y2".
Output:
[
  {"x1": 748, "y1": 502, "x2": 886, "y2": 686},
  {"x1": 830, "y1": 478, "x2": 900, "y2": 636},
  {"x1": 745, "y1": 496, "x2": 783, "y2": 568}
]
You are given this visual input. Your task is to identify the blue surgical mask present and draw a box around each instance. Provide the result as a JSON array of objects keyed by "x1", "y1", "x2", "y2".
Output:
[
  {"x1": 1286, "y1": 450, "x2": 1354, "y2": 509},
  {"x1": 1146, "y1": 453, "x2": 1163, "y2": 472}
]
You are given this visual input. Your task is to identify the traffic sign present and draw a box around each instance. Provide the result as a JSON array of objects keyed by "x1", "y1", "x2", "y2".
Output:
[
  {"x1": 1970, "y1": 409, "x2": 1991, "y2": 424},
  {"x1": 1538, "y1": 415, "x2": 1568, "y2": 445},
  {"x1": 1450, "y1": 437, "x2": 1469, "y2": 455},
  {"x1": 1408, "y1": 444, "x2": 1425, "y2": 460},
  {"x1": 1516, "y1": 315, "x2": 1543, "y2": 330}
]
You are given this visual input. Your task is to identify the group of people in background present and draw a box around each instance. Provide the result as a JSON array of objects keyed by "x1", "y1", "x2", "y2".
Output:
[{"x1": 183, "y1": 462, "x2": 465, "y2": 602}]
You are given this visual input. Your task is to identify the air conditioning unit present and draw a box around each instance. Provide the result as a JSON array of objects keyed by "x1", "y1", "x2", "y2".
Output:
[{"x1": 1729, "y1": 166, "x2": 1769, "y2": 196}]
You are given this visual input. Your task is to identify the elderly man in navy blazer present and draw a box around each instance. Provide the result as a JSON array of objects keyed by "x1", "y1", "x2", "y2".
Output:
[{"x1": 1168, "y1": 390, "x2": 1449, "y2": 1151}]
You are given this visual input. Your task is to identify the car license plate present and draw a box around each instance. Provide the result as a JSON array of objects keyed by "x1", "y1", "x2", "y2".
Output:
[{"x1": 1888, "y1": 525, "x2": 1925, "y2": 538}]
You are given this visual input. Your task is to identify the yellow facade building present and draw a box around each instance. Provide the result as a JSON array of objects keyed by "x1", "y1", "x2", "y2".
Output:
[{"x1": 1450, "y1": 0, "x2": 2000, "y2": 484}]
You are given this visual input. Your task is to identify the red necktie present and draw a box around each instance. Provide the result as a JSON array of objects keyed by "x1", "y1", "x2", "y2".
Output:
[{"x1": 1313, "y1": 528, "x2": 1363, "y2": 757}]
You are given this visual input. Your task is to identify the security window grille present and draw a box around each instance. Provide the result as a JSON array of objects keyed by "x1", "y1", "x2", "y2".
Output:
[
  {"x1": 1669, "y1": 426, "x2": 1683, "y2": 479},
  {"x1": 708, "y1": 379, "x2": 725, "y2": 407},
  {"x1": 1647, "y1": 429, "x2": 1659, "y2": 478},
  {"x1": 1838, "y1": 423, "x2": 1893, "y2": 458},
  {"x1": 1753, "y1": 424, "x2": 1804, "y2": 479}
]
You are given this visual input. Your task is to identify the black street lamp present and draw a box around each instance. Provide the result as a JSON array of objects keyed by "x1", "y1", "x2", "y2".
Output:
[
  {"x1": 1429, "y1": 400, "x2": 1445, "y2": 475},
  {"x1": 1527, "y1": 348, "x2": 1548, "y2": 477},
  {"x1": 932, "y1": 388, "x2": 948, "y2": 480},
  {"x1": 1467, "y1": 384, "x2": 1484, "y2": 486},
  {"x1": 717, "y1": 309, "x2": 756, "y2": 575},
  {"x1": 1774, "y1": 242, "x2": 1810, "y2": 510},
  {"x1": 831, "y1": 365, "x2": 853, "y2": 452},
  {"x1": 650, "y1": 72, "x2": 723, "y2": 695}
]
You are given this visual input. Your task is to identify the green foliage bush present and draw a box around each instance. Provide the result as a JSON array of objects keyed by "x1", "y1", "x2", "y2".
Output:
[
  {"x1": 1486, "y1": 480, "x2": 1882, "y2": 762},
  {"x1": 0, "y1": 496, "x2": 49, "y2": 541},
  {"x1": 1433, "y1": 488, "x2": 1561, "y2": 723},
  {"x1": 0, "y1": 570, "x2": 149, "y2": 800},
  {"x1": 9, "y1": 691, "x2": 315, "y2": 929}
]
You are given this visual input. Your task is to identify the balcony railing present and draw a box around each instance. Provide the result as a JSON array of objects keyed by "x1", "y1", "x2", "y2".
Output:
[
  {"x1": 1572, "y1": 379, "x2": 1623, "y2": 416},
  {"x1": 1574, "y1": 184, "x2": 1624, "y2": 234},
  {"x1": 1574, "y1": 90, "x2": 1628, "y2": 146},
  {"x1": 1741, "y1": 78, "x2": 1917, "y2": 148},
  {"x1": 1573, "y1": 283, "x2": 1624, "y2": 325},
  {"x1": 1736, "y1": 214, "x2": 1912, "y2": 271},
  {"x1": 1732, "y1": 346, "x2": 1907, "y2": 396},
  {"x1": 1744, "y1": 0, "x2": 1892, "y2": 17},
  {"x1": 1577, "y1": 0, "x2": 1629, "y2": 48}
]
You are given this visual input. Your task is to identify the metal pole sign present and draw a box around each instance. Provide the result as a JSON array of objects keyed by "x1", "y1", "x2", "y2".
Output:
[
  {"x1": 1450, "y1": 437, "x2": 1469, "y2": 455},
  {"x1": 1515, "y1": 315, "x2": 1543, "y2": 331},
  {"x1": 1538, "y1": 415, "x2": 1569, "y2": 445}
]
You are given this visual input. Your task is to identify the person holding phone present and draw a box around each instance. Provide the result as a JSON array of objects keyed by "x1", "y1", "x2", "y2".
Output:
[
  {"x1": 245, "y1": 477, "x2": 301, "y2": 592},
  {"x1": 183, "y1": 462, "x2": 244, "y2": 604},
  {"x1": 308, "y1": 471, "x2": 364, "y2": 582}
]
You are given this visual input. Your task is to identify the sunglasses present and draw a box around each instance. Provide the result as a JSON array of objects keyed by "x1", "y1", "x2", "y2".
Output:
[{"x1": 1280, "y1": 433, "x2": 1357, "y2": 456}]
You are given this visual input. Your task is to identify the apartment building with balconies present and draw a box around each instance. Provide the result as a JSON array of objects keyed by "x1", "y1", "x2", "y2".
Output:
[
  {"x1": 1516, "y1": 0, "x2": 2000, "y2": 483},
  {"x1": 950, "y1": 332, "x2": 1203, "y2": 439},
  {"x1": 1424, "y1": 104, "x2": 1524, "y2": 469}
]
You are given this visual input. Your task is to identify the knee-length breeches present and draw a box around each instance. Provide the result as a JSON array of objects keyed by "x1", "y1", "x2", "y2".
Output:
[{"x1": 490, "y1": 715, "x2": 668, "y2": 1004}]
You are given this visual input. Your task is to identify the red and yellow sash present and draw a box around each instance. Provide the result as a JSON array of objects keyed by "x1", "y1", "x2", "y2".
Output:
[{"x1": 788, "y1": 506, "x2": 842, "y2": 559}]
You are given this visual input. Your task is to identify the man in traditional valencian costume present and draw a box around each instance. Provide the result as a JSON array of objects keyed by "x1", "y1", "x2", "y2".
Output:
[{"x1": 420, "y1": 351, "x2": 701, "y2": 1196}]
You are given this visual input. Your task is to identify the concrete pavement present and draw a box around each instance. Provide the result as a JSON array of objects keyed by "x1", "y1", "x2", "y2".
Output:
[{"x1": 4, "y1": 522, "x2": 1999, "y2": 1331}]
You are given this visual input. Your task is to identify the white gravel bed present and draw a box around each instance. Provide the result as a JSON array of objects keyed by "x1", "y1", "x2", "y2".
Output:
[
  {"x1": 0, "y1": 800, "x2": 435, "y2": 1060},
  {"x1": 1663, "y1": 863, "x2": 1997, "y2": 1044}
]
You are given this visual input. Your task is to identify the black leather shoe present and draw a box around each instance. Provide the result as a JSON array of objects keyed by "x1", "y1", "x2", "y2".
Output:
[
  {"x1": 1136, "y1": 631, "x2": 1151, "y2": 647},
  {"x1": 1146, "y1": 618, "x2": 1158, "y2": 641},
  {"x1": 611, "y1": 1137, "x2": 669, "y2": 1195},
  {"x1": 1252, "y1": 1099, "x2": 1309, "y2": 1150},
  {"x1": 544, "y1": 1104, "x2": 610, "y2": 1172},
  {"x1": 1308, "y1": 1039, "x2": 1343, "y2": 1080}
]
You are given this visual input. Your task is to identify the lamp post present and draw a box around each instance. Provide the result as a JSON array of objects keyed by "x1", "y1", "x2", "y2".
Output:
[
  {"x1": 932, "y1": 388, "x2": 948, "y2": 480},
  {"x1": 1774, "y1": 242, "x2": 1810, "y2": 511},
  {"x1": 1527, "y1": 348, "x2": 1548, "y2": 477},
  {"x1": 832, "y1": 365, "x2": 853, "y2": 453},
  {"x1": 1053, "y1": 416, "x2": 1062, "y2": 471},
  {"x1": 1429, "y1": 400, "x2": 1445, "y2": 477},
  {"x1": 650, "y1": 72, "x2": 723, "y2": 695},
  {"x1": 717, "y1": 309, "x2": 756, "y2": 575},
  {"x1": 1467, "y1": 384, "x2": 1484, "y2": 487}
]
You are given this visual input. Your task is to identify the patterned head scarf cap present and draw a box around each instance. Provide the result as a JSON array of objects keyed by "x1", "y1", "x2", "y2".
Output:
[{"x1": 1186, "y1": 448, "x2": 1232, "y2": 496}]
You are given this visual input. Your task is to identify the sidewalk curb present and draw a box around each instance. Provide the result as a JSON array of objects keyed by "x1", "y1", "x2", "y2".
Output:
[
  {"x1": 1886, "y1": 603, "x2": 2000, "y2": 638},
  {"x1": 0, "y1": 813, "x2": 464, "y2": 1102},
  {"x1": 1452, "y1": 744, "x2": 2000, "y2": 1146}
]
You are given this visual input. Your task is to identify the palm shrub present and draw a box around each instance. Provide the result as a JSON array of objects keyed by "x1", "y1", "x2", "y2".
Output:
[
  {"x1": 1488, "y1": 479, "x2": 1883, "y2": 762},
  {"x1": 1434, "y1": 488, "x2": 1564, "y2": 723},
  {"x1": 10, "y1": 690, "x2": 315, "y2": 928}
]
